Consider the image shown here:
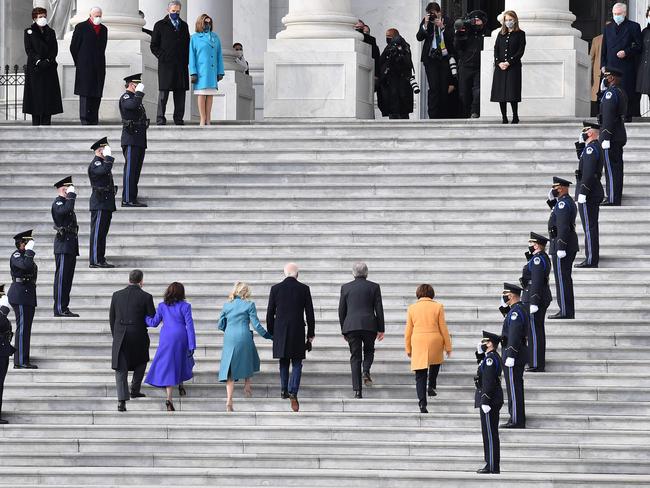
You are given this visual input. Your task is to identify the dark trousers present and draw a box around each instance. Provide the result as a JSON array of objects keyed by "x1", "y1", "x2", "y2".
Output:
[
  {"x1": 480, "y1": 406, "x2": 500, "y2": 472},
  {"x1": 115, "y1": 351, "x2": 146, "y2": 401},
  {"x1": 53, "y1": 253, "x2": 76, "y2": 314},
  {"x1": 31, "y1": 114, "x2": 51, "y2": 126},
  {"x1": 552, "y1": 250, "x2": 576, "y2": 318},
  {"x1": 345, "y1": 330, "x2": 377, "y2": 391},
  {"x1": 503, "y1": 362, "x2": 526, "y2": 427},
  {"x1": 279, "y1": 358, "x2": 303, "y2": 395},
  {"x1": 415, "y1": 364, "x2": 440, "y2": 407},
  {"x1": 122, "y1": 145, "x2": 146, "y2": 204},
  {"x1": 603, "y1": 144, "x2": 624, "y2": 205},
  {"x1": 527, "y1": 304, "x2": 547, "y2": 370},
  {"x1": 578, "y1": 200, "x2": 600, "y2": 266},
  {"x1": 12, "y1": 304, "x2": 35, "y2": 366},
  {"x1": 423, "y1": 57, "x2": 450, "y2": 119},
  {"x1": 458, "y1": 65, "x2": 480, "y2": 117},
  {"x1": 388, "y1": 114, "x2": 410, "y2": 119},
  {"x1": 157, "y1": 90, "x2": 186, "y2": 125},
  {"x1": 89, "y1": 210, "x2": 113, "y2": 265},
  {"x1": 79, "y1": 96, "x2": 101, "y2": 125},
  {"x1": 0, "y1": 356, "x2": 8, "y2": 417}
]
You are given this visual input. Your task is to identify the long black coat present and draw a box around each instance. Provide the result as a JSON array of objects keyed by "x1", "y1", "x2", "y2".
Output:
[
  {"x1": 22, "y1": 24, "x2": 63, "y2": 116},
  {"x1": 0, "y1": 306, "x2": 16, "y2": 358},
  {"x1": 601, "y1": 19, "x2": 642, "y2": 99},
  {"x1": 266, "y1": 277, "x2": 315, "y2": 360},
  {"x1": 109, "y1": 285, "x2": 155, "y2": 370},
  {"x1": 150, "y1": 16, "x2": 190, "y2": 91},
  {"x1": 637, "y1": 27, "x2": 650, "y2": 95},
  {"x1": 338, "y1": 277, "x2": 385, "y2": 334},
  {"x1": 377, "y1": 37, "x2": 415, "y2": 117},
  {"x1": 70, "y1": 20, "x2": 108, "y2": 98},
  {"x1": 490, "y1": 30, "x2": 526, "y2": 102}
]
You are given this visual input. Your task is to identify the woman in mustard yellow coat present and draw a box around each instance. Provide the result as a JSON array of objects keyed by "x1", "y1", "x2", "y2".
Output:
[{"x1": 405, "y1": 284, "x2": 452, "y2": 413}]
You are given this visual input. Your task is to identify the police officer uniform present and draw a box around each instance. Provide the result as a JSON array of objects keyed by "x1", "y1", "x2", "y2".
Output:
[
  {"x1": 475, "y1": 330, "x2": 503, "y2": 474},
  {"x1": 598, "y1": 67, "x2": 627, "y2": 206},
  {"x1": 7, "y1": 230, "x2": 38, "y2": 369},
  {"x1": 500, "y1": 283, "x2": 528, "y2": 429},
  {"x1": 575, "y1": 121, "x2": 605, "y2": 268},
  {"x1": 547, "y1": 177, "x2": 579, "y2": 320},
  {"x1": 0, "y1": 284, "x2": 16, "y2": 423},
  {"x1": 119, "y1": 73, "x2": 148, "y2": 207},
  {"x1": 52, "y1": 176, "x2": 79, "y2": 317},
  {"x1": 520, "y1": 233, "x2": 552, "y2": 372},
  {"x1": 88, "y1": 137, "x2": 117, "y2": 268}
]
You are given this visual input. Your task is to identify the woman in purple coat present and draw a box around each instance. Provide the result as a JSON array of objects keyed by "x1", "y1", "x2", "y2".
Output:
[{"x1": 145, "y1": 282, "x2": 196, "y2": 411}]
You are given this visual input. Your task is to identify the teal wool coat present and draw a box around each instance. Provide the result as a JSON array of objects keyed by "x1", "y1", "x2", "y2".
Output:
[
  {"x1": 189, "y1": 31, "x2": 225, "y2": 90},
  {"x1": 217, "y1": 298, "x2": 272, "y2": 382}
]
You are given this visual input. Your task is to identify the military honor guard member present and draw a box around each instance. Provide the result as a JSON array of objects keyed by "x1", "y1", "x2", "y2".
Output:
[
  {"x1": 474, "y1": 330, "x2": 504, "y2": 474},
  {"x1": 7, "y1": 230, "x2": 38, "y2": 369},
  {"x1": 546, "y1": 177, "x2": 579, "y2": 319},
  {"x1": 119, "y1": 73, "x2": 149, "y2": 208},
  {"x1": 575, "y1": 122, "x2": 605, "y2": 268},
  {"x1": 0, "y1": 285, "x2": 16, "y2": 423},
  {"x1": 520, "y1": 233, "x2": 552, "y2": 372},
  {"x1": 88, "y1": 137, "x2": 117, "y2": 268},
  {"x1": 499, "y1": 283, "x2": 528, "y2": 429},
  {"x1": 52, "y1": 176, "x2": 79, "y2": 317},
  {"x1": 599, "y1": 67, "x2": 628, "y2": 206}
]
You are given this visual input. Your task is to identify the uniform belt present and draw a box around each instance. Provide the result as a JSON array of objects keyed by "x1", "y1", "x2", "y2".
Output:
[{"x1": 12, "y1": 277, "x2": 33, "y2": 283}]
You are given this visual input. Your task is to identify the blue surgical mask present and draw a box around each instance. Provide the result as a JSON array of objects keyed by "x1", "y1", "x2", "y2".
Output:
[
  {"x1": 613, "y1": 14, "x2": 625, "y2": 25},
  {"x1": 169, "y1": 12, "x2": 180, "y2": 21}
]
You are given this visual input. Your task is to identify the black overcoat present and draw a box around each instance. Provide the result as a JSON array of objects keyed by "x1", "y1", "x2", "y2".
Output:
[
  {"x1": 377, "y1": 37, "x2": 415, "y2": 117},
  {"x1": 150, "y1": 16, "x2": 190, "y2": 91},
  {"x1": 109, "y1": 285, "x2": 155, "y2": 370},
  {"x1": 70, "y1": 20, "x2": 108, "y2": 98},
  {"x1": 637, "y1": 27, "x2": 650, "y2": 95},
  {"x1": 601, "y1": 19, "x2": 642, "y2": 99},
  {"x1": 266, "y1": 277, "x2": 315, "y2": 360},
  {"x1": 22, "y1": 24, "x2": 63, "y2": 116},
  {"x1": 490, "y1": 30, "x2": 526, "y2": 103}
]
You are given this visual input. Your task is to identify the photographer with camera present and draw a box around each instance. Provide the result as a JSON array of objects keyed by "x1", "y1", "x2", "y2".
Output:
[
  {"x1": 417, "y1": 2, "x2": 456, "y2": 119},
  {"x1": 454, "y1": 10, "x2": 487, "y2": 118},
  {"x1": 378, "y1": 29, "x2": 415, "y2": 119}
]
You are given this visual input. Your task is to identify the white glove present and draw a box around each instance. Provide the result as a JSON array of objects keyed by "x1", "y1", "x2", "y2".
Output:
[
  {"x1": 481, "y1": 405, "x2": 491, "y2": 414},
  {"x1": 548, "y1": 189, "x2": 556, "y2": 201},
  {"x1": 477, "y1": 342, "x2": 485, "y2": 354},
  {"x1": 25, "y1": 240, "x2": 35, "y2": 251},
  {"x1": 500, "y1": 296, "x2": 509, "y2": 308},
  {"x1": 135, "y1": 83, "x2": 145, "y2": 93},
  {"x1": 103, "y1": 146, "x2": 112, "y2": 158},
  {"x1": 529, "y1": 304, "x2": 539, "y2": 314},
  {"x1": 557, "y1": 250, "x2": 567, "y2": 259},
  {"x1": 505, "y1": 357, "x2": 515, "y2": 368},
  {"x1": 66, "y1": 185, "x2": 76, "y2": 195},
  {"x1": 602, "y1": 140, "x2": 610, "y2": 150},
  {"x1": 577, "y1": 194, "x2": 587, "y2": 204},
  {"x1": 0, "y1": 295, "x2": 9, "y2": 309}
]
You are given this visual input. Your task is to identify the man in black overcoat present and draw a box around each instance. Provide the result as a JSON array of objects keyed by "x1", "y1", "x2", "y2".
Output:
[
  {"x1": 150, "y1": 1, "x2": 190, "y2": 125},
  {"x1": 109, "y1": 270, "x2": 155, "y2": 412},
  {"x1": 378, "y1": 29, "x2": 415, "y2": 119},
  {"x1": 70, "y1": 6, "x2": 107, "y2": 125},
  {"x1": 266, "y1": 263, "x2": 315, "y2": 412},
  {"x1": 338, "y1": 262, "x2": 385, "y2": 399}
]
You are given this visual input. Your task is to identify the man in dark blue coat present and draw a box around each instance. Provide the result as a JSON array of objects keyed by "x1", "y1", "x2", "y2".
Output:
[
  {"x1": 51, "y1": 176, "x2": 79, "y2": 317},
  {"x1": 600, "y1": 3, "x2": 642, "y2": 120},
  {"x1": 88, "y1": 137, "x2": 117, "y2": 268},
  {"x1": 0, "y1": 285, "x2": 16, "y2": 424}
]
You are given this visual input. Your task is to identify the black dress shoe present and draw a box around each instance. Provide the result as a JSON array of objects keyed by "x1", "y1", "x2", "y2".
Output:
[
  {"x1": 601, "y1": 201, "x2": 618, "y2": 207},
  {"x1": 548, "y1": 312, "x2": 570, "y2": 320},
  {"x1": 501, "y1": 117, "x2": 509, "y2": 124},
  {"x1": 363, "y1": 373, "x2": 373, "y2": 386},
  {"x1": 574, "y1": 261, "x2": 598, "y2": 268},
  {"x1": 97, "y1": 262, "x2": 116, "y2": 268},
  {"x1": 178, "y1": 385, "x2": 187, "y2": 397},
  {"x1": 89, "y1": 264, "x2": 101, "y2": 268},
  {"x1": 501, "y1": 422, "x2": 525, "y2": 429},
  {"x1": 118, "y1": 401, "x2": 127, "y2": 412},
  {"x1": 280, "y1": 390, "x2": 289, "y2": 399},
  {"x1": 526, "y1": 367, "x2": 545, "y2": 373},
  {"x1": 130, "y1": 391, "x2": 146, "y2": 399},
  {"x1": 477, "y1": 467, "x2": 491, "y2": 474},
  {"x1": 14, "y1": 363, "x2": 38, "y2": 369},
  {"x1": 419, "y1": 401, "x2": 428, "y2": 413},
  {"x1": 427, "y1": 388, "x2": 437, "y2": 397},
  {"x1": 122, "y1": 201, "x2": 148, "y2": 208},
  {"x1": 174, "y1": 120, "x2": 185, "y2": 126},
  {"x1": 166, "y1": 400, "x2": 175, "y2": 412},
  {"x1": 511, "y1": 116, "x2": 520, "y2": 124},
  {"x1": 0, "y1": 419, "x2": 8, "y2": 425},
  {"x1": 354, "y1": 390, "x2": 363, "y2": 399},
  {"x1": 54, "y1": 310, "x2": 80, "y2": 318}
]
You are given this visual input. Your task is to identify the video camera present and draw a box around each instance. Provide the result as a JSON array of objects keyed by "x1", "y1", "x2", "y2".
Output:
[{"x1": 453, "y1": 10, "x2": 487, "y2": 38}]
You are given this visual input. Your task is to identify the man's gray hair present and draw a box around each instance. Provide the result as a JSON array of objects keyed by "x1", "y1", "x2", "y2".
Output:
[
  {"x1": 612, "y1": 2, "x2": 627, "y2": 12},
  {"x1": 168, "y1": 1, "x2": 182, "y2": 9},
  {"x1": 89, "y1": 6, "x2": 102, "y2": 15},
  {"x1": 352, "y1": 262, "x2": 368, "y2": 278},
  {"x1": 284, "y1": 262, "x2": 299, "y2": 278}
]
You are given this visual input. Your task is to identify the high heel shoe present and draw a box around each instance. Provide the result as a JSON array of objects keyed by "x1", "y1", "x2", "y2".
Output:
[
  {"x1": 226, "y1": 401, "x2": 234, "y2": 412},
  {"x1": 178, "y1": 385, "x2": 187, "y2": 397},
  {"x1": 501, "y1": 116, "x2": 509, "y2": 124},
  {"x1": 165, "y1": 400, "x2": 175, "y2": 412},
  {"x1": 511, "y1": 116, "x2": 520, "y2": 124}
]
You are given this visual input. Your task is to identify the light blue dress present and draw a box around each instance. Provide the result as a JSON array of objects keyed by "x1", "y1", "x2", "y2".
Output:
[
  {"x1": 217, "y1": 297, "x2": 272, "y2": 382},
  {"x1": 188, "y1": 31, "x2": 225, "y2": 91}
]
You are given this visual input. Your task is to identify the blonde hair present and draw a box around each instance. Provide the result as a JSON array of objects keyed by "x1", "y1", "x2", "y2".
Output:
[
  {"x1": 228, "y1": 281, "x2": 251, "y2": 301},
  {"x1": 195, "y1": 13, "x2": 212, "y2": 33}
]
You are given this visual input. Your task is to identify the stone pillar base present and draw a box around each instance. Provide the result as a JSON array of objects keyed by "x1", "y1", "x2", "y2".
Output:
[
  {"x1": 56, "y1": 39, "x2": 158, "y2": 122},
  {"x1": 190, "y1": 70, "x2": 255, "y2": 121},
  {"x1": 264, "y1": 38, "x2": 374, "y2": 119},
  {"x1": 480, "y1": 35, "x2": 590, "y2": 118}
]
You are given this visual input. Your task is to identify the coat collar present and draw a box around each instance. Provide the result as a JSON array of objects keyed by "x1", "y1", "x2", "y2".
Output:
[{"x1": 417, "y1": 297, "x2": 433, "y2": 302}]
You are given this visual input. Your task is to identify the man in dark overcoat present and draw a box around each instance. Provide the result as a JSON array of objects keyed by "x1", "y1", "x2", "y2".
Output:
[
  {"x1": 109, "y1": 269, "x2": 155, "y2": 412},
  {"x1": 70, "y1": 6, "x2": 107, "y2": 125},
  {"x1": 266, "y1": 263, "x2": 315, "y2": 412},
  {"x1": 150, "y1": 1, "x2": 190, "y2": 125},
  {"x1": 378, "y1": 29, "x2": 415, "y2": 119}
]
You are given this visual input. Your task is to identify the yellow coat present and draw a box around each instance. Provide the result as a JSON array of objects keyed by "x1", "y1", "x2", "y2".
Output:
[{"x1": 405, "y1": 298, "x2": 452, "y2": 371}]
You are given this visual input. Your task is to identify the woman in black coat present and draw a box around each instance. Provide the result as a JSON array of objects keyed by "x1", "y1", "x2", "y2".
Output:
[
  {"x1": 0, "y1": 289, "x2": 16, "y2": 424},
  {"x1": 378, "y1": 30, "x2": 415, "y2": 119},
  {"x1": 636, "y1": 8, "x2": 650, "y2": 103},
  {"x1": 490, "y1": 11, "x2": 526, "y2": 124},
  {"x1": 22, "y1": 7, "x2": 63, "y2": 125}
]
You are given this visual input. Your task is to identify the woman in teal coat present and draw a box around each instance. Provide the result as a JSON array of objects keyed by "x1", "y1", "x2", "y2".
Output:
[
  {"x1": 217, "y1": 282, "x2": 272, "y2": 411},
  {"x1": 189, "y1": 13, "x2": 225, "y2": 125}
]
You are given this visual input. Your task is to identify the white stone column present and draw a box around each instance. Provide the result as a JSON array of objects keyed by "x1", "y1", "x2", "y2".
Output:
[
  {"x1": 187, "y1": 0, "x2": 254, "y2": 120},
  {"x1": 480, "y1": 0, "x2": 590, "y2": 118},
  {"x1": 68, "y1": 0, "x2": 148, "y2": 40},
  {"x1": 139, "y1": 0, "x2": 175, "y2": 31},
  {"x1": 264, "y1": 0, "x2": 374, "y2": 119}
]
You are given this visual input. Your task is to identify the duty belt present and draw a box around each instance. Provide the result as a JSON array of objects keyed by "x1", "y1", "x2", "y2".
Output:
[
  {"x1": 12, "y1": 277, "x2": 33, "y2": 283},
  {"x1": 54, "y1": 225, "x2": 79, "y2": 236}
]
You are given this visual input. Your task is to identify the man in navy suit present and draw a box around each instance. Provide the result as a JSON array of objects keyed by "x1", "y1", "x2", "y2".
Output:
[{"x1": 601, "y1": 2, "x2": 642, "y2": 120}]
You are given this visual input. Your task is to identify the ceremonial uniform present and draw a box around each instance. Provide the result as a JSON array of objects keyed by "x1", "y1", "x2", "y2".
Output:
[
  {"x1": 547, "y1": 178, "x2": 579, "y2": 319},
  {"x1": 119, "y1": 74, "x2": 148, "y2": 206},
  {"x1": 51, "y1": 176, "x2": 79, "y2": 316},
  {"x1": 0, "y1": 285, "x2": 16, "y2": 423},
  {"x1": 7, "y1": 230, "x2": 38, "y2": 368},
  {"x1": 598, "y1": 73, "x2": 627, "y2": 206},
  {"x1": 500, "y1": 295, "x2": 528, "y2": 428},
  {"x1": 88, "y1": 137, "x2": 117, "y2": 267}
]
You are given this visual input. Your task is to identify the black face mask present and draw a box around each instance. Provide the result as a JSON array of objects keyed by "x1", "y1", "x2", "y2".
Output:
[
  {"x1": 386, "y1": 37, "x2": 393, "y2": 45},
  {"x1": 603, "y1": 78, "x2": 611, "y2": 88},
  {"x1": 355, "y1": 27, "x2": 364, "y2": 33},
  {"x1": 480, "y1": 343, "x2": 488, "y2": 353},
  {"x1": 528, "y1": 245, "x2": 536, "y2": 254},
  {"x1": 551, "y1": 188, "x2": 559, "y2": 198}
]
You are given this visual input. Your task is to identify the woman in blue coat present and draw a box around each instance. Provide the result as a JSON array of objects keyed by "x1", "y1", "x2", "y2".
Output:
[
  {"x1": 189, "y1": 13, "x2": 225, "y2": 125},
  {"x1": 217, "y1": 282, "x2": 272, "y2": 412},
  {"x1": 145, "y1": 282, "x2": 196, "y2": 412}
]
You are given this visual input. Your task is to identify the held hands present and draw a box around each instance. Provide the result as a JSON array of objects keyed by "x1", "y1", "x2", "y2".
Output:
[
  {"x1": 577, "y1": 194, "x2": 587, "y2": 204},
  {"x1": 557, "y1": 250, "x2": 567, "y2": 259},
  {"x1": 103, "y1": 146, "x2": 112, "y2": 158},
  {"x1": 135, "y1": 83, "x2": 145, "y2": 93},
  {"x1": 481, "y1": 405, "x2": 491, "y2": 414},
  {"x1": 504, "y1": 357, "x2": 515, "y2": 368},
  {"x1": 0, "y1": 295, "x2": 9, "y2": 309},
  {"x1": 25, "y1": 240, "x2": 35, "y2": 251},
  {"x1": 529, "y1": 304, "x2": 539, "y2": 314}
]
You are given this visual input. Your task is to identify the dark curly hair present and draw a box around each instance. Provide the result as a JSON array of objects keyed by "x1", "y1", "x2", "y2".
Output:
[{"x1": 164, "y1": 282, "x2": 185, "y2": 305}]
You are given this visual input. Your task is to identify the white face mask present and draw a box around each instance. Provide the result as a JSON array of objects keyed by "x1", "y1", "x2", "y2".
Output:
[
  {"x1": 505, "y1": 20, "x2": 515, "y2": 30},
  {"x1": 92, "y1": 16, "x2": 102, "y2": 26},
  {"x1": 235, "y1": 50, "x2": 244, "y2": 59},
  {"x1": 36, "y1": 17, "x2": 48, "y2": 27}
]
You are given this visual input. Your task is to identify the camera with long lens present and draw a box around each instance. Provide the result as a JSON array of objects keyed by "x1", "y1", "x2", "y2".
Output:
[{"x1": 410, "y1": 76, "x2": 420, "y2": 94}]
